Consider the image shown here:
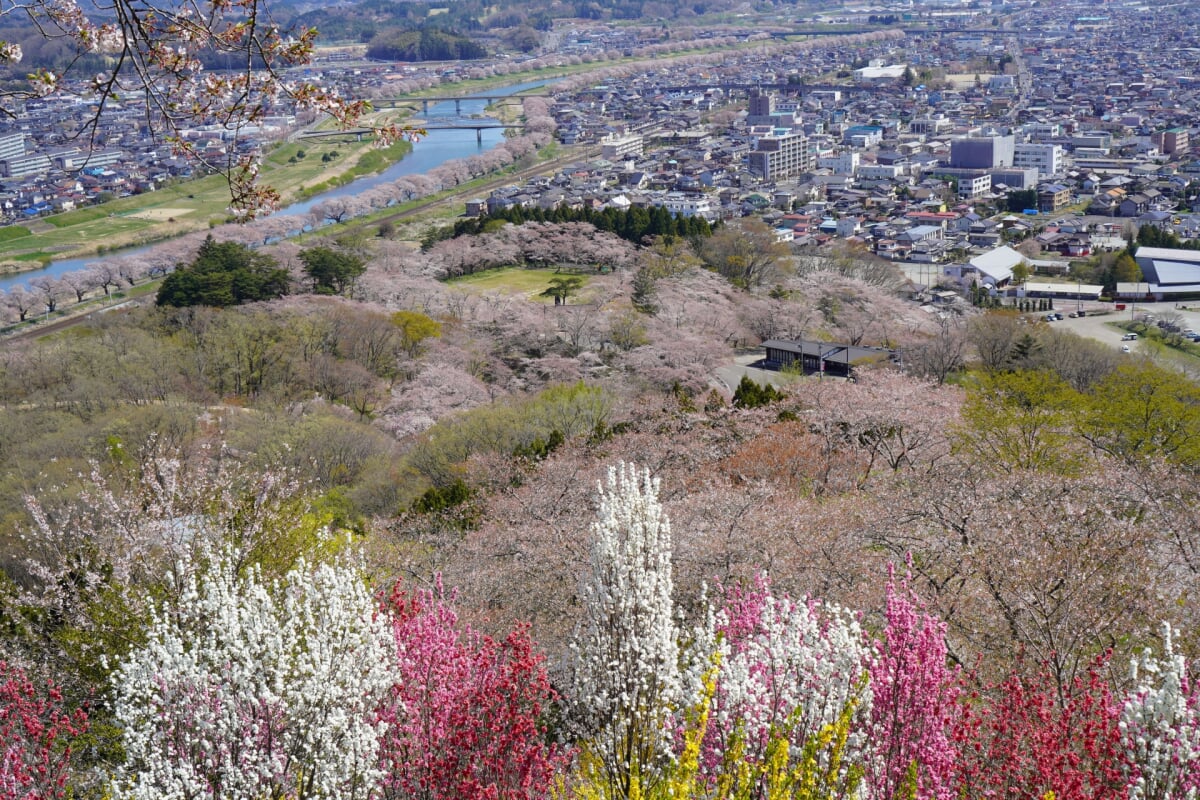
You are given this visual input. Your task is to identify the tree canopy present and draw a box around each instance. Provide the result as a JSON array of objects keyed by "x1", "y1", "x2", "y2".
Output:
[
  {"x1": 300, "y1": 246, "x2": 367, "y2": 296},
  {"x1": 156, "y1": 236, "x2": 291, "y2": 308}
]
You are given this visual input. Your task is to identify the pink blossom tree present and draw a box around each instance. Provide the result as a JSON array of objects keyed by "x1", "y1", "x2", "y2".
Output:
[
  {"x1": 863, "y1": 569, "x2": 959, "y2": 800},
  {"x1": 702, "y1": 575, "x2": 871, "y2": 800},
  {"x1": 377, "y1": 580, "x2": 568, "y2": 800},
  {"x1": 0, "y1": 663, "x2": 88, "y2": 800}
]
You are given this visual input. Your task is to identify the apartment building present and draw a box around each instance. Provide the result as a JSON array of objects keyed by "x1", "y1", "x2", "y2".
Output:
[{"x1": 748, "y1": 132, "x2": 815, "y2": 181}]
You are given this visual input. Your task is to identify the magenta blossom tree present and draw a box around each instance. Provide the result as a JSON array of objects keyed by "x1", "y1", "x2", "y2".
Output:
[
  {"x1": 863, "y1": 568, "x2": 960, "y2": 800},
  {"x1": 378, "y1": 579, "x2": 568, "y2": 800},
  {"x1": 0, "y1": 662, "x2": 88, "y2": 800}
]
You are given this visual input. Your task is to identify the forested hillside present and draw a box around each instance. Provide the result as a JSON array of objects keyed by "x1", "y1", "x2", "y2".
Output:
[{"x1": 2, "y1": 218, "x2": 1200, "y2": 798}]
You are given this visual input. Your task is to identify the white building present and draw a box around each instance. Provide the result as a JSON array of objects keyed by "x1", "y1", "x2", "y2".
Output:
[
  {"x1": 1013, "y1": 143, "x2": 1064, "y2": 179},
  {"x1": 657, "y1": 192, "x2": 716, "y2": 221},
  {"x1": 0, "y1": 133, "x2": 24, "y2": 162},
  {"x1": 969, "y1": 245, "x2": 1026, "y2": 287},
  {"x1": 854, "y1": 63, "x2": 908, "y2": 82},
  {"x1": 817, "y1": 151, "x2": 859, "y2": 175},
  {"x1": 859, "y1": 163, "x2": 905, "y2": 181},
  {"x1": 958, "y1": 172, "x2": 992, "y2": 198},
  {"x1": 601, "y1": 135, "x2": 644, "y2": 160},
  {"x1": 1, "y1": 152, "x2": 51, "y2": 178}
]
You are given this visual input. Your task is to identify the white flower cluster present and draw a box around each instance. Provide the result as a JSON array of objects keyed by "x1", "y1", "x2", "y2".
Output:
[
  {"x1": 111, "y1": 545, "x2": 393, "y2": 800},
  {"x1": 714, "y1": 595, "x2": 872, "y2": 771},
  {"x1": 571, "y1": 463, "x2": 682, "y2": 782},
  {"x1": 1121, "y1": 622, "x2": 1200, "y2": 800}
]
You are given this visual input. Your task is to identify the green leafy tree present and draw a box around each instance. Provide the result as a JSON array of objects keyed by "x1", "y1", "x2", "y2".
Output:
[
  {"x1": 1012, "y1": 260, "x2": 1031, "y2": 287},
  {"x1": 954, "y1": 369, "x2": 1083, "y2": 474},
  {"x1": 390, "y1": 310, "x2": 442, "y2": 357},
  {"x1": 299, "y1": 246, "x2": 367, "y2": 296},
  {"x1": 1006, "y1": 189, "x2": 1038, "y2": 213},
  {"x1": 700, "y1": 219, "x2": 789, "y2": 289},
  {"x1": 1113, "y1": 252, "x2": 1142, "y2": 284},
  {"x1": 157, "y1": 236, "x2": 290, "y2": 308},
  {"x1": 1077, "y1": 362, "x2": 1200, "y2": 465}
]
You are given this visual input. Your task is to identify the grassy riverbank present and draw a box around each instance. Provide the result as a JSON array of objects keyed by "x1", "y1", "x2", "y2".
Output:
[{"x1": 0, "y1": 116, "x2": 410, "y2": 271}]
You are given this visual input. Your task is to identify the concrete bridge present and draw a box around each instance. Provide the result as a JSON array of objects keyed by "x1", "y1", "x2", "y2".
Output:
[
  {"x1": 375, "y1": 92, "x2": 551, "y2": 115},
  {"x1": 297, "y1": 119, "x2": 524, "y2": 144}
]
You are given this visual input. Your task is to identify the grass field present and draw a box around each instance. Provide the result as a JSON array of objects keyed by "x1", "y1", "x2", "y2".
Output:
[{"x1": 447, "y1": 267, "x2": 590, "y2": 301}]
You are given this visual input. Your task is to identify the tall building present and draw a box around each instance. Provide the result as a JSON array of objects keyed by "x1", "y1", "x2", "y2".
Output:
[
  {"x1": 0, "y1": 133, "x2": 25, "y2": 163},
  {"x1": 1152, "y1": 128, "x2": 1189, "y2": 155},
  {"x1": 748, "y1": 132, "x2": 815, "y2": 181},
  {"x1": 1013, "y1": 143, "x2": 1064, "y2": 179},
  {"x1": 748, "y1": 90, "x2": 775, "y2": 119},
  {"x1": 950, "y1": 135, "x2": 1015, "y2": 169}
]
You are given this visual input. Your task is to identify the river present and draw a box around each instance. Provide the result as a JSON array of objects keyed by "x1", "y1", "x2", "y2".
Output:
[{"x1": 0, "y1": 78, "x2": 552, "y2": 293}]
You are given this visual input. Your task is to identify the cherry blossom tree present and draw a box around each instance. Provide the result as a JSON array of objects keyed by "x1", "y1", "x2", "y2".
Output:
[
  {"x1": 60, "y1": 269, "x2": 99, "y2": 304},
  {"x1": 28, "y1": 276, "x2": 64, "y2": 314},
  {"x1": 377, "y1": 580, "x2": 568, "y2": 800},
  {"x1": 112, "y1": 546, "x2": 393, "y2": 800},
  {"x1": 0, "y1": 662, "x2": 88, "y2": 800},
  {"x1": 86, "y1": 262, "x2": 123, "y2": 296},
  {"x1": 3, "y1": 285, "x2": 36, "y2": 321}
]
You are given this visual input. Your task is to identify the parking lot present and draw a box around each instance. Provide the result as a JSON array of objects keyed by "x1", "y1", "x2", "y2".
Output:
[{"x1": 1047, "y1": 300, "x2": 1200, "y2": 352}]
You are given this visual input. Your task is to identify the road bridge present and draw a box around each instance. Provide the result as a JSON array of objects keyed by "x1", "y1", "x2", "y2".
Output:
[
  {"x1": 297, "y1": 119, "x2": 524, "y2": 144},
  {"x1": 767, "y1": 26, "x2": 1030, "y2": 37},
  {"x1": 375, "y1": 92, "x2": 551, "y2": 115}
]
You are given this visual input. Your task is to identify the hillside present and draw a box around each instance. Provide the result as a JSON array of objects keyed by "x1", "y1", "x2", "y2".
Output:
[{"x1": 2, "y1": 212, "x2": 1200, "y2": 799}]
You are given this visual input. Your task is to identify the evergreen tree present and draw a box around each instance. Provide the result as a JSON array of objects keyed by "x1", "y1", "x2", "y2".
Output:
[
  {"x1": 157, "y1": 236, "x2": 290, "y2": 308},
  {"x1": 299, "y1": 246, "x2": 366, "y2": 296}
]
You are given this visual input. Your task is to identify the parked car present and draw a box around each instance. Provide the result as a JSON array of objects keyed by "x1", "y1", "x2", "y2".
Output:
[
  {"x1": 1122, "y1": 345, "x2": 1132, "y2": 353},
  {"x1": 1053, "y1": 313, "x2": 1064, "y2": 320},
  {"x1": 1122, "y1": 333, "x2": 1138, "y2": 341}
]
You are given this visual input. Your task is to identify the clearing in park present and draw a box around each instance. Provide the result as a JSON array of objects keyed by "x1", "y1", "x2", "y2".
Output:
[{"x1": 447, "y1": 267, "x2": 592, "y2": 302}]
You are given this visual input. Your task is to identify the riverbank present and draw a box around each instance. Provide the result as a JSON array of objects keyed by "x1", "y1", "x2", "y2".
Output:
[{"x1": 0, "y1": 116, "x2": 414, "y2": 274}]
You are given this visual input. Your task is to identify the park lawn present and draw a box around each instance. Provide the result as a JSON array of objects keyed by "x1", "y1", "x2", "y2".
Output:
[
  {"x1": 447, "y1": 267, "x2": 590, "y2": 301},
  {"x1": 43, "y1": 208, "x2": 109, "y2": 228},
  {"x1": 0, "y1": 215, "x2": 152, "y2": 260}
]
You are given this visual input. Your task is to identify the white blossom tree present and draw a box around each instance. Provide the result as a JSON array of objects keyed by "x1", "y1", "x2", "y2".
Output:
[
  {"x1": 111, "y1": 546, "x2": 393, "y2": 800},
  {"x1": 569, "y1": 463, "x2": 684, "y2": 800},
  {"x1": 1122, "y1": 622, "x2": 1200, "y2": 800}
]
